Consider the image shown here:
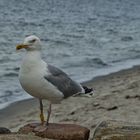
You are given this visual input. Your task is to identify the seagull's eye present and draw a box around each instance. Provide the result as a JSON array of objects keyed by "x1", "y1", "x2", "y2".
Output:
[{"x1": 29, "y1": 39, "x2": 36, "y2": 43}]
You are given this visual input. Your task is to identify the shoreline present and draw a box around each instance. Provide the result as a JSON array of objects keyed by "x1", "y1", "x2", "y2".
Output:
[
  {"x1": 0, "y1": 64, "x2": 140, "y2": 111},
  {"x1": 83, "y1": 65, "x2": 140, "y2": 85},
  {"x1": 0, "y1": 65, "x2": 140, "y2": 136}
]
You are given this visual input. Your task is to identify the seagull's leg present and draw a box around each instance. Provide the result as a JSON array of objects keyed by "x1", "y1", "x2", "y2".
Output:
[
  {"x1": 39, "y1": 99, "x2": 45, "y2": 125},
  {"x1": 46, "y1": 102, "x2": 52, "y2": 126}
]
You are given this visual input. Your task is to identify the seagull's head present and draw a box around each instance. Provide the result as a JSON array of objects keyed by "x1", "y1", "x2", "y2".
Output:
[{"x1": 16, "y1": 35, "x2": 42, "y2": 51}]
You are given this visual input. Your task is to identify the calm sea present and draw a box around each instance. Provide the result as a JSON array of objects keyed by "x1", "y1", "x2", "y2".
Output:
[{"x1": 0, "y1": 0, "x2": 140, "y2": 109}]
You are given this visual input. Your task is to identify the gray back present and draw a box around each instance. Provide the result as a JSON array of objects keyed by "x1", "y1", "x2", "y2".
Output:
[{"x1": 44, "y1": 65, "x2": 82, "y2": 98}]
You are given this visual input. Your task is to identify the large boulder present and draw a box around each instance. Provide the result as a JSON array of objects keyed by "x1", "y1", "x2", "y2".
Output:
[{"x1": 19, "y1": 123, "x2": 90, "y2": 140}]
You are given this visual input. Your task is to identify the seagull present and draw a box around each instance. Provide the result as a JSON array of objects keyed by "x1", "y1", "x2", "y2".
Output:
[{"x1": 16, "y1": 35, "x2": 93, "y2": 126}]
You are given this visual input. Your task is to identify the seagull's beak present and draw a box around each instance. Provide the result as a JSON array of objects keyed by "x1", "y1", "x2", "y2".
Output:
[{"x1": 16, "y1": 44, "x2": 28, "y2": 50}]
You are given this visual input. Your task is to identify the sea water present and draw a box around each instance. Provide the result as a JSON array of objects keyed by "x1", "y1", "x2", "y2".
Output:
[{"x1": 0, "y1": 0, "x2": 140, "y2": 109}]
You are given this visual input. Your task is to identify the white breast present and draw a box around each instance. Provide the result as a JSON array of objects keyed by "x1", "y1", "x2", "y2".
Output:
[{"x1": 19, "y1": 51, "x2": 64, "y2": 103}]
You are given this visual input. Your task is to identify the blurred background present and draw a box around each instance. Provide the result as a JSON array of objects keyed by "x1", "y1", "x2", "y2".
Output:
[{"x1": 0, "y1": 0, "x2": 140, "y2": 109}]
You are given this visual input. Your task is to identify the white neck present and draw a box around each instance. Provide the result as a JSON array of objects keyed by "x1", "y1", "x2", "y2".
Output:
[
  {"x1": 26, "y1": 50, "x2": 41, "y2": 60},
  {"x1": 21, "y1": 50, "x2": 43, "y2": 67},
  {"x1": 20, "y1": 50, "x2": 46, "y2": 75}
]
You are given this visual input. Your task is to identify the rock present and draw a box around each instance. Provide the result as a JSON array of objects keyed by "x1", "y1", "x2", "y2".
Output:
[
  {"x1": 19, "y1": 123, "x2": 90, "y2": 140},
  {"x1": 0, "y1": 134, "x2": 48, "y2": 140},
  {"x1": 93, "y1": 120, "x2": 140, "y2": 140},
  {"x1": 125, "y1": 95, "x2": 140, "y2": 100},
  {"x1": 0, "y1": 127, "x2": 11, "y2": 134},
  {"x1": 107, "y1": 106, "x2": 118, "y2": 111}
]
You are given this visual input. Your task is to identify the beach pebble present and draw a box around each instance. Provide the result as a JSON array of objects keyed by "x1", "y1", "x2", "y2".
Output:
[
  {"x1": 107, "y1": 106, "x2": 118, "y2": 111},
  {"x1": 125, "y1": 95, "x2": 140, "y2": 100},
  {"x1": 93, "y1": 102, "x2": 100, "y2": 107},
  {"x1": 0, "y1": 127, "x2": 11, "y2": 134}
]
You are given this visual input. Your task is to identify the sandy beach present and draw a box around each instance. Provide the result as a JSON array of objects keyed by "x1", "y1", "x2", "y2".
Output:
[{"x1": 0, "y1": 66, "x2": 140, "y2": 137}]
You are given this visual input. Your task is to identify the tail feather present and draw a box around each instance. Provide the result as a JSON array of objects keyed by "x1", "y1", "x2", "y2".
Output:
[
  {"x1": 83, "y1": 86, "x2": 94, "y2": 95},
  {"x1": 73, "y1": 86, "x2": 94, "y2": 97}
]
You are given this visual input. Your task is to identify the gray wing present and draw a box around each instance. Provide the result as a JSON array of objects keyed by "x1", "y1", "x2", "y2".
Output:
[{"x1": 44, "y1": 65, "x2": 83, "y2": 98}]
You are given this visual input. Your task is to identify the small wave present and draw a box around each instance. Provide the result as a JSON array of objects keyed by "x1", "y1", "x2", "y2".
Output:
[
  {"x1": 84, "y1": 58, "x2": 108, "y2": 67},
  {"x1": 110, "y1": 59, "x2": 122, "y2": 63},
  {"x1": 121, "y1": 36, "x2": 133, "y2": 42},
  {"x1": 88, "y1": 38, "x2": 98, "y2": 44},
  {"x1": 52, "y1": 40, "x2": 73, "y2": 47},
  {"x1": 106, "y1": 29, "x2": 118, "y2": 34},
  {"x1": 0, "y1": 56, "x2": 10, "y2": 63},
  {"x1": 62, "y1": 33, "x2": 84, "y2": 39},
  {"x1": 64, "y1": 57, "x2": 108, "y2": 68},
  {"x1": 75, "y1": 22, "x2": 86, "y2": 28},
  {"x1": 4, "y1": 72, "x2": 18, "y2": 77},
  {"x1": 41, "y1": 38, "x2": 51, "y2": 42},
  {"x1": 88, "y1": 17, "x2": 97, "y2": 21},
  {"x1": 6, "y1": 67, "x2": 19, "y2": 72},
  {"x1": 28, "y1": 22, "x2": 44, "y2": 27},
  {"x1": 129, "y1": 49, "x2": 140, "y2": 54},
  {"x1": 58, "y1": 53, "x2": 72, "y2": 57},
  {"x1": 13, "y1": 67, "x2": 20, "y2": 71},
  {"x1": 0, "y1": 90, "x2": 13, "y2": 98}
]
